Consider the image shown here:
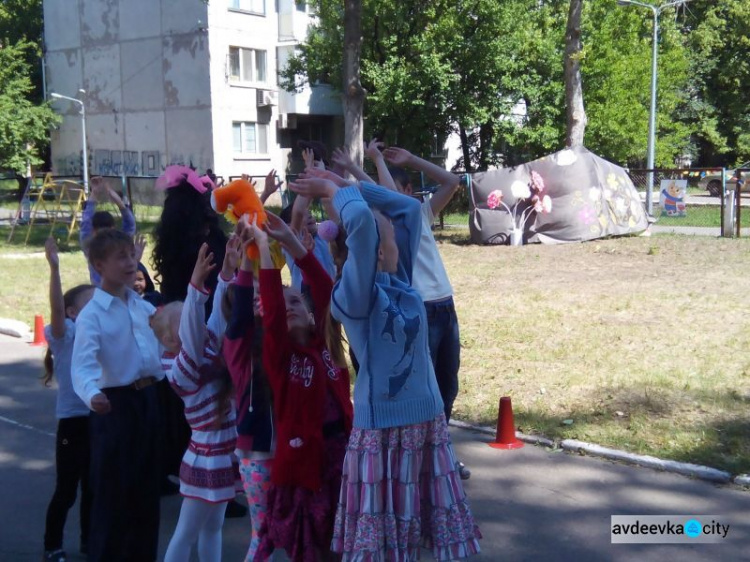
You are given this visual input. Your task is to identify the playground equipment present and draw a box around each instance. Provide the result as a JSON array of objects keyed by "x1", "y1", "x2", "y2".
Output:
[{"x1": 7, "y1": 173, "x2": 86, "y2": 244}]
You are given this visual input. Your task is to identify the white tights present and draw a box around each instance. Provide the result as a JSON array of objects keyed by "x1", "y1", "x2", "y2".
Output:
[{"x1": 164, "y1": 497, "x2": 227, "y2": 562}]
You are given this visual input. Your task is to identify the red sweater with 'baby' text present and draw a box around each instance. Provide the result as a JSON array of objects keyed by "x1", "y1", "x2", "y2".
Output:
[{"x1": 259, "y1": 251, "x2": 352, "y2": 491}]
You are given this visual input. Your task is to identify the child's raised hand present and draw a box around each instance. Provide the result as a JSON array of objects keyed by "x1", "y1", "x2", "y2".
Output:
[
  {"x1": 134, "y1": 233, "x2": 147, "y2": 263},
  {"x1": 264, "y1": 212, "x2": 297, "y2": 247},
  {"x1": 190, "y1": 243, "x2": 216, "y2": 291},
  {"x1": 364, "y1": 138, "x2": 385, "y2": 162},
  {"x1": 90, "y1": 177, "x2": 108, "y2": 201},
  {"x1": 302, "y1": 167, "x2": 349, "y2": 188},
  {"x1": 383, "y1": 147, "x2": 413, "y2": 167},
  {"x1": 298, "y1": 228, "x2": 315, "y2": 253},
  {"x1": 302, "y1": 148, "x2": 315, "y2": 170},
  {"x1": 290, "y1": 177, "x2": 338, "y2": 200},
  {"x1": 262, "y1": 169, "x2": 282, "y2": 199},
  {"x1": 331, "y1": 147, "x2": 355, "y2": 171},
  {"x1": 236, "y1": 213, "x2": 258, "y2": 246},
  {"x1": 247, "y1": 214, "x2": 268, "y2": 246},
  {"x1": 223, "y1": 234, "x2": 242, "y2": 278},
  {"x1": 44, "y1": 236, "x2": 60, "y2": 269}
]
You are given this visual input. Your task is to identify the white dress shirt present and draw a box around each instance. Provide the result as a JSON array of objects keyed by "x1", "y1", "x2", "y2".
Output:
[{"x1": 72, "y1": 287, "x2": 163, "y2": 408}]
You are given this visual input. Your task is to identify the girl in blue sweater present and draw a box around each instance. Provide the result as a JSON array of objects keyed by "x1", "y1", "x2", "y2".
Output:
[{"x1": 290, "y1": 172, "x2": 481, "y2": 561}]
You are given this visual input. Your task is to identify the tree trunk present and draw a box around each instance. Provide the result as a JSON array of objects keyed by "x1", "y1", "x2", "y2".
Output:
[
  {"x1": 459, "y1": 124, "x2": 473, "y2": 173},
  {"x1": 478, "y1": 122, "x2": 494, "y2": 171},
  {"x1": 343, "y1": 0, "x2": 365, "y2": 167},
  {"x1": 564, "y1": 0, "x2": 587, "y2": 147}
]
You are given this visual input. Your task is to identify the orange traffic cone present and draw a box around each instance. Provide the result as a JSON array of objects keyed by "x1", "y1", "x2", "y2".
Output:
[
  {"x1": 30, "y1": 315, "x2": 46, "y2": 346},
  {"x1": 488, "y1": 396, "x2": 524, "y2": 449}
]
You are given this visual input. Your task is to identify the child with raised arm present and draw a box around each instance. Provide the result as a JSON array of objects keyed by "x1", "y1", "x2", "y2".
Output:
[
  {"x1": 150, "y1": 244, "x2": 237, "y2": 562},
  {"x1": 280, "y1": 192, "x2": 336, "y2": 291},
  {"x1": 71, "y1": 229, "x2": 163, "y2": 562},
  {"x1": 362, "y1": 144, "x2": 469, "y2": 478},
  {"x1": 249, "y1": 213, "x2": 352, "y2": 562},
  {"x1": 380, "y1": 150, "x2": 462, "y2": 404},
  {"x1": 290, "y1": 171, "x2": 480, "y2": 561},
  {"x1": 79, "y1": 176, "x2": 136, "y2": 286},
  {"x1": 222, "y1": 218, "x2": 275, "y2": 562},
  {"x1": 41, "y1": 238, "x2": 95, "y2": 562}
]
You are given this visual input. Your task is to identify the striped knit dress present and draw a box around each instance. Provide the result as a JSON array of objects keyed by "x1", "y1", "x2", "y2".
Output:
[{"x1": 166, "y1": 283, "x2": 238, "y2": 503}]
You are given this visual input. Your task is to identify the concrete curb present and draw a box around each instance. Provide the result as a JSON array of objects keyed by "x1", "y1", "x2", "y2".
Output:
[
  {"x1": 448, "y1": 419, "x2": 747, "y2": 486},
  {"x1": 560, "y1": 439, "x2": 731, "y2": 483}
]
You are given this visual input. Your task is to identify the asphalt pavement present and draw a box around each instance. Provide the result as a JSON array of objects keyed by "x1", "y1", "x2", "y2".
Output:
[{"x1": 1, "y1": 335, "x2": 749, "y2": 562}]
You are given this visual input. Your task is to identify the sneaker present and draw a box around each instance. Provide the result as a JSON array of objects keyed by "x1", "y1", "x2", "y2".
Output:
[
  {"x1": 225, "y1": 498, "x2": 248, "y2": 518},
  {"x1": 42, "y1": 550, "x2": 67, "y2": 562},
  {"x1": 457, "y1": 461, "x2": 471, "y2": 480}
]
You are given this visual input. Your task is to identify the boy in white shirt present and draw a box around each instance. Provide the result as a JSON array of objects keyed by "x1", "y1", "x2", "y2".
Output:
[{"x1": 72, "y1": 229, "x2": 164, "y2": 562}]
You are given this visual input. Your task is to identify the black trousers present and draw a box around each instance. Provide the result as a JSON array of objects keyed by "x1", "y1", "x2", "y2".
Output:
[
  {"x1": 88, "y1": 384, "x2": 161, "y2": 562},
  {"x1": 43, "y1": 416, "x2": 91, "y2": 551}
]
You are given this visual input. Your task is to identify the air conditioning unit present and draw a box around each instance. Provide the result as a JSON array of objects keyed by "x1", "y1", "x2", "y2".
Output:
[
  {"x1": 278, "y1": 113, "x2": 297, "y2": 130},
  {"x1": 257, "y1": 89, "x2": 278, "y2": 107}
]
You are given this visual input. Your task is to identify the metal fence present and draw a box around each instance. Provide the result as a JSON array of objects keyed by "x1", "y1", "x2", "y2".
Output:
[
  {"x1": 626, "y1": 168, "x2": 747, "y2": 237},
  {"x1": 6, "y1": 166, "x2": 748, "y2": 243}
]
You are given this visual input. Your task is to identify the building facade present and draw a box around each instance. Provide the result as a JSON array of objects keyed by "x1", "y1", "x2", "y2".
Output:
[{"x1": 44, "y1": 0, "x2": 343, "y2": 183}]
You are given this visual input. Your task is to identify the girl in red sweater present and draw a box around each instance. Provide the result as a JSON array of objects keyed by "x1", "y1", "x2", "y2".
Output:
[{"x1": 247, "y1": 214, "x2": 353, "y2": 562}]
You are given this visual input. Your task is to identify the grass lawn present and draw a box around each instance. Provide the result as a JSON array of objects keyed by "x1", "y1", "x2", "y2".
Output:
[
  {"x1": 1, "y1": 221, "x2": 750, "y2": 474},
  {"x1": 655, "y1": 205, "x2": 722, "y2": 227},
  {"x1": 432, "y1": 229, "x2": 750, "y2": 474}
]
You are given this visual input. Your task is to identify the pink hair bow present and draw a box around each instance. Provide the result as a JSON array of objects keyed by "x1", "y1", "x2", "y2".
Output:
[{"x1": 155, "y1": 165, "x2": 216, "y2": 194}]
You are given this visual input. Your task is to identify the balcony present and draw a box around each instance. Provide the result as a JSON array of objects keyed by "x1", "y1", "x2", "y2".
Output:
[{"x1": 278, "y1": 0, "x2": 308, "y2": 42}]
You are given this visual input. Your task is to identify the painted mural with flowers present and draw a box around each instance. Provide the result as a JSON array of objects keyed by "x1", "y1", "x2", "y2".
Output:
[{"x1": 469, "y1": 146, "x2": 648, "y2": 245}]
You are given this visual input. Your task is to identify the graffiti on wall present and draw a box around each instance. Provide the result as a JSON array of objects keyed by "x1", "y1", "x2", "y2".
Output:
[
  {"x1": 55, "y1": 152, "x2": 85, "y2": 176},
  {"x1": 93, "y1": 150, "x2": 141, "y2": 176},
  {"x1": 56, "y1": 149, "x2": 165, "y2": 177},
  {"x1": 56, "y1": 148, "x2": 211, "y2": 177}
]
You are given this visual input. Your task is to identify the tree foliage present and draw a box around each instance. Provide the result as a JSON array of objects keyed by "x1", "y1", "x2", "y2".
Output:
[
  {"x1": 0, "y1": 0, "x2": 44, "y2": 99},
  {"x1": 0, "y1": 0, "x2": 58, "y2": 173},
  {"x1": 681, "y1": 0, "x2": 750, "y2": 166},
  {"x1": 282, "y1": 0, "x2": 699, "y2": 169},
  {"x1": 582, "y1": 1, "x2": 690, "y2": 167}
]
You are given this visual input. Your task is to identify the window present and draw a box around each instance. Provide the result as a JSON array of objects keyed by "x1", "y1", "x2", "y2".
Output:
[
  {"x1": 228, "y1": 47, "x2": 267, "y2": 83},
  {"x1": 295, "y1": 0, "x2": 306, "y2": 12},
  {"x1": 229, "y1": 0, "x2": 265, "y2": 15},
  {"x1": 233, "y1": 122, "x2": 269, "y2": 155}
]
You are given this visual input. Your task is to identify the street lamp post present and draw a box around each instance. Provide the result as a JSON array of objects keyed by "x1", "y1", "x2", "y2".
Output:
[
  {"x1": 50, "y1": 90, "x2": 88, "y2": 194},
  {"x1": 617, "y1": 0, "x2": 689, "y2": 216}
]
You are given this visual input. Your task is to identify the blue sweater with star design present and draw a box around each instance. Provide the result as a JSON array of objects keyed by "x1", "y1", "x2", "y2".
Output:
[{"x1": 331, "y1": 183, "x2": 444, "y2": 430}]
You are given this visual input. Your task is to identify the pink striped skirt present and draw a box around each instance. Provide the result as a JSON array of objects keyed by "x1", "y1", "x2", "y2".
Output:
[{"x1": 331, "y1": 414, "x2": 481, "y2": 561}]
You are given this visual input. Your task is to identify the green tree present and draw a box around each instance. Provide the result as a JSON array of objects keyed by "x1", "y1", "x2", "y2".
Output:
[
  {"x1": 283, "y1": 0, "x2": 693, "y2": 169},
  {"x1": 0, "y1": 41, "x2": 60, "y2": 173},
  {"x1": 582, "y1": 0, "x2": 691, "y2": 167},
  {"x1": 0, "y1": 0, "x2": 44, "y2": 100},
  {"x1": 681, "y1": 0, "x2": 750, "y2": 166}
]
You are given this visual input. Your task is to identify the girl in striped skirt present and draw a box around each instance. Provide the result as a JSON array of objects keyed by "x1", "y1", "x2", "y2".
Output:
[{"x1": 152, "y1": 243, "x2": 237, "y2": 562}]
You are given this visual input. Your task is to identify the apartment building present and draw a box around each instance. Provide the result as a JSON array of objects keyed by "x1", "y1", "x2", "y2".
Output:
[{"x1": 44, "y1": 0, "x2": 343, "y2": 181}]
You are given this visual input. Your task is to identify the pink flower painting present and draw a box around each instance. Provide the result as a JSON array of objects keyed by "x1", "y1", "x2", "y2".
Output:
[
  {"x1": 487, "y1": 190, "x2": 503, "y2": 210},
  {"x1": 486, "y1": 171, "x2": 553, "y2": 245}
]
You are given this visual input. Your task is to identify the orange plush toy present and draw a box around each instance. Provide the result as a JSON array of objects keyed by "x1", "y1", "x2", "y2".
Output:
[{"x1": 210, "y1": 179, "x2": 267, "y2": 259}]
